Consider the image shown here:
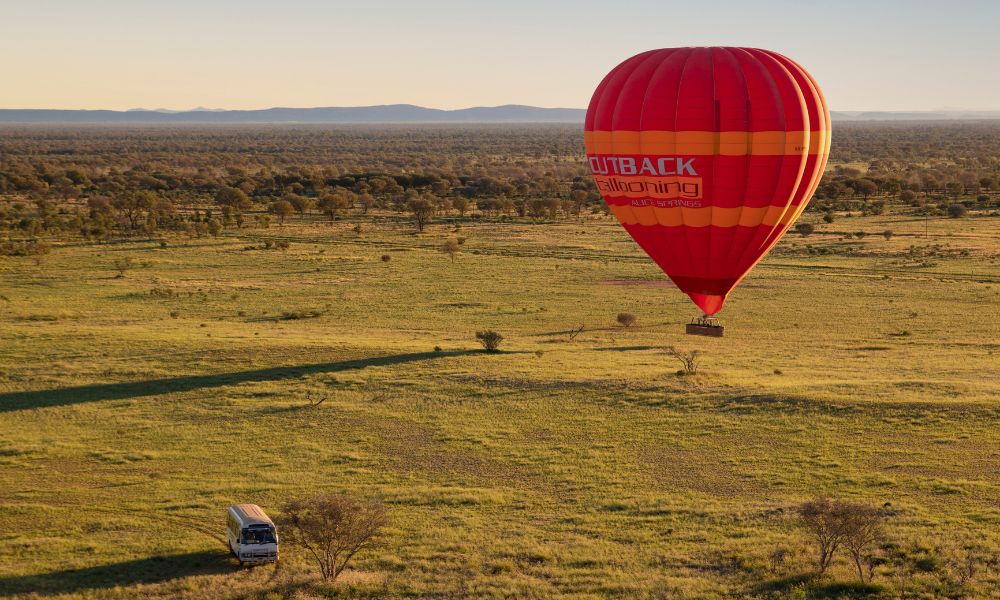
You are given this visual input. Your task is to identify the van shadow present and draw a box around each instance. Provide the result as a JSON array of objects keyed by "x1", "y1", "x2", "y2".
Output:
[
  {"x1": 0, "y1": 551, "x2": 234, "y2": 596},
  {"x1": 0, "y1": 350, "x2": 479, "y2": 413}
]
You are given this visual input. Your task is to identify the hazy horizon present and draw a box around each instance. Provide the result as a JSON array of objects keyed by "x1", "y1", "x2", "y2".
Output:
[
  {"x1": 3, "y1": 103, "x2": 1000, "y2": 113},
  {"x1": 1, "y1": 0, "x2": 998, "y2": 112}
]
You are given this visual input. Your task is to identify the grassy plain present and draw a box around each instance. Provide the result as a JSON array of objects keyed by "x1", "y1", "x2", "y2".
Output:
[{"x1": 1, "y1": 208, "x2": 998, "y2": 599}]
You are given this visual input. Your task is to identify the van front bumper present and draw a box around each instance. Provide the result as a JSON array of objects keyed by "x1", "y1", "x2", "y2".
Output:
[{"x1": 240, "y1": 552, "x2": 278, "y2": 563}]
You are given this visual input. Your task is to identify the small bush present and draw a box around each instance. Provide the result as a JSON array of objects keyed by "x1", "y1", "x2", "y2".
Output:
[
  {"x1": 665, "y1": 346, "x2": 699, "y2": 374},
  {"x1": 0, "y1": 240, "x2": 50, "y2": 257},
  {"x1": 947, "y1": 203, "x2": 968, "y2": 218},
  {"x1": 795, "y1": 222, "x2": 815, "y2": 236},
  {"x1": 112, "y1": 257, "x2": 135, "y2": 278},
  {"x1": 913, "y1": 555, "x2": 940, "y2": 573},
  {"x1": 441, "y1": 237, "x2": 462, "y2": 261},
  {"x1": 149, "y1": 286, "x2": 174, "y2": 298},
  {"x1": 381, "y1": 254, "x2": 391, "y2": 262},
  {"x1": 476, "y1": 330, "x2": 504, "y2": 352},
  {"x1": 616, "y1": 312, "x2": 637, "y2": 328}
]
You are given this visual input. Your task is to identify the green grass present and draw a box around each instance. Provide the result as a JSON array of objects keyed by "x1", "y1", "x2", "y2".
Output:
[{"x1": 1, "y1": 210, "x2": 998, "y2": 598}]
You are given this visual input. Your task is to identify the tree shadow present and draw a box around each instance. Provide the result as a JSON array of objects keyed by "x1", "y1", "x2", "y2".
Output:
[
  {"x1": 593, "y1": 345, "x2": 658, "y2": 352},
  {"x1": 0, "y1": 550, "x2": 236, "y2": 596},
  {"x1": 752, "y1": 573, "x2": 888, "y2": 598},
  {"x1": 0, "y1": 350, "x2": 478, "y2": 412}
]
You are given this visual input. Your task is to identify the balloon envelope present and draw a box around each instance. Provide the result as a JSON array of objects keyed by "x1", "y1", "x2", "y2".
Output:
[{"x1": 585, "y1": 47, "x2": 830, "y2": 315}]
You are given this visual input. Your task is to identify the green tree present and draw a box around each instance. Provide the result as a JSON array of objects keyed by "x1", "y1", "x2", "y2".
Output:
[
  {"x1": 358, "y1": 193, "x2": 376, "y2": 214},
  {"x1": 441, "y1": 237, "x2": 461, "y2": 262},
  {"x1": 406, "y1": 198, "x2": 435, "y2": 232},
  {"x1": 452, "y1": 197, "x2": 470, "y2": 217},
  {"x1": 270, "y1": 199, "x2": 294, "y2": 225},
  {"x1": 854, "y1": 179, "x2": 878, "y2": 201},
  {"x1": 276, "y1": 494, "x2": 387, "y2": 582},
  {"x1": 214, "y1": 186, "x2": 252, "y2": 211},
  {"x1": 286, "y1": 194, "x2": 315, "y2": 216},
  {"x1": 317, "y1": 189, "x2": 352, "y2": 222}
]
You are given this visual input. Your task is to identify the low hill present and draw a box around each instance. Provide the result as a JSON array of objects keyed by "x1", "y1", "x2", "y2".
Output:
[
  {"x1": 0, "y1": 104, "x2": 586, "y2": 123},
  {"x1": 2, "y1": 105, "x2": 998, "y2": 124}
]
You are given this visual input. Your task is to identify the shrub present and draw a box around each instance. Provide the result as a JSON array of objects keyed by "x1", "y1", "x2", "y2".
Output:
[
  {"x1": 207, "y1": 218, "x2": 222, "y2": 237},
  {"x1": 882, "y1": 230, "x2": 893, "y2": 240},
  {"x1": 616, "y1": 312, "x2": 637, "y2": 328},
  {"x1": 798, "y1": 497, "x2": 886, "y2": 580},
  {"x1": 441, "y1": 237, "x2": 461, "y2": 261},
  {"x1": 112, "y1": 257, "x2": 135, "y2": 278},
  {"x1": 381, "y1": 254, "x2": 391, "y2": 262},
  {"x1": 665, "y1": 346, "x2": 699, "y2": 374},
  {"x1": 798, "y1": 497, "x2": 850, "y2": 573},
  {"x1": 476, "y1": 330, "x2": 504, "y2": 352},
  {"x1": 842, "y1": 504, "x2": 885, "y2": 583},
  {"x1": 795, "y1": 222, "x2": 815, "y2": 236},
  {"x1": 0, "y1": 240, "x2": 50, "y2": 258},
  {"x1": 947, "y1": 203, "x2": 968, "y2": 218},
  {"x1": 276, "y1": 493, "x2": 387, "y2": 582},
  {"x1": 149, "y1": 286, "x2": 174, "y2": 298}
]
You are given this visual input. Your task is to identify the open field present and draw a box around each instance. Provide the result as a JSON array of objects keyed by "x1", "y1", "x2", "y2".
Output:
[{"x1": 1, "y1": 205, "x2": 999, "y2": 598}]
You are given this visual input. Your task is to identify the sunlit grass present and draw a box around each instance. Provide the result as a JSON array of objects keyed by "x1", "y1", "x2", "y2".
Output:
[{"x1": 0, "y1": 209, "x2": 998, "y2": 598}]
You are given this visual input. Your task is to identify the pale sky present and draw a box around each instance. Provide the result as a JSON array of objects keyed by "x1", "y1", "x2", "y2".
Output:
[{"x1": 1, "y1": 0, "x2": 997, "y2": 111}]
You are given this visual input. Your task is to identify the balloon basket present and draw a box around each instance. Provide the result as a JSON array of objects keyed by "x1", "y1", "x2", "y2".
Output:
[{"x1": 686, "y1": 315, "x2": 724, "y2": 337}]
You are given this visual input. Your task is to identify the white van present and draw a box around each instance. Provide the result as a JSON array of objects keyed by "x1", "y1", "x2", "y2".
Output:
[{"x1": 226, "y1": 504, "x2": 279, "y2": 564}]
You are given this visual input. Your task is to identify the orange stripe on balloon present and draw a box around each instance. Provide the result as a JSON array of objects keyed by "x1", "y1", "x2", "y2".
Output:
[{"x1": 606, "y1": 204, "x2": 808, "y2": 228}]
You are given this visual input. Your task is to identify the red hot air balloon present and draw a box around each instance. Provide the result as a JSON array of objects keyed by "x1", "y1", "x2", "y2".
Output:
[{"x1": 585, "y1": 47, "x2": 830, "y2": 326}]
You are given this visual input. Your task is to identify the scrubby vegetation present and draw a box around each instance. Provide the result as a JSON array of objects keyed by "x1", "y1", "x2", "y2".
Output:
[
  {"x1": 0, "y1": 123, "x2": 998, "y2": 599},
  {"x1": 0, "y1": 123, "x2": 997, "y2": 249}
]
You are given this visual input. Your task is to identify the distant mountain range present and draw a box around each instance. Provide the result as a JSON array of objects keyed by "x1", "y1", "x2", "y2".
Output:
[
  {"x1": 0, "y1": 104, "x2": 586, "y2": 123},
  {"x1": 0, "y1": 104, "x2": 998, "y2": 123}
]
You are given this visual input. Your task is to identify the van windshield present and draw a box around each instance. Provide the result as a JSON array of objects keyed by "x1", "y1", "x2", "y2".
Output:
[{"x1": 241, "y1": 527, "x2": 276, "y2": 545}]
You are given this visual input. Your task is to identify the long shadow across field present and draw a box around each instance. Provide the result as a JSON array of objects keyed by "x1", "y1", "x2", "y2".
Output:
[
  {"x1": 0, "y1": 350, "x2": 478, "y2": 412},
  {"x1": 0, "y1": 551, "x2": 234, "y2": 596}
]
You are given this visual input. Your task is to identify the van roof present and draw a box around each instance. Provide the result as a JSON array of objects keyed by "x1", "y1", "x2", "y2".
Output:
[{"x1": 229, "y1": 503, "x2": 274, "y2": 527}]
